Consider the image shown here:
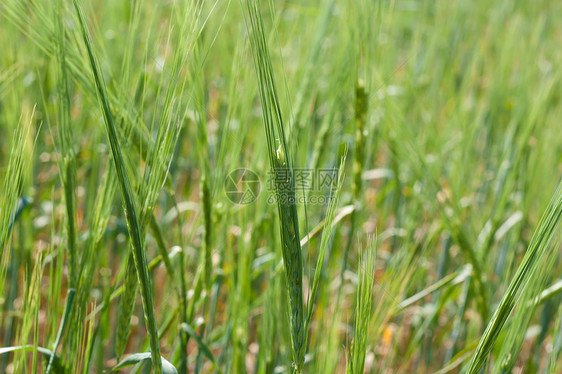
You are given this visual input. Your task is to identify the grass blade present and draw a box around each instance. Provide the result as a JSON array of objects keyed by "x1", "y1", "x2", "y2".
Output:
[
  {"x1": 180, "y1": 322, "x2": 221, "y2": 372},
  {"x1": 111, "y1": 352, "x2": 178, "y2": 374},
  {"x1": 46, "y1": 289, "x2": 75, "y2": 374},
  {"x1": 465, "y1": 181, "x2": 562, "y2": 374},
  {"x1": 70, "y1": 1, "x2": 162, "y2": 371},
  {"x1": 346, "y1": 240, "x2": 376, "y2": 374},
  {"x1": 0, "y1": 346, "x2": 64, "y2": 373},
  {"x1": 115, "y1": 254, "x2": 137, "y2": 360}
]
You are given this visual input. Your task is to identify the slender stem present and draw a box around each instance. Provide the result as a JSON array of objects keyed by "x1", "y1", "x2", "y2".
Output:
[{"x1": 71, "y1": 1, "x2": 162, "y2": 372}]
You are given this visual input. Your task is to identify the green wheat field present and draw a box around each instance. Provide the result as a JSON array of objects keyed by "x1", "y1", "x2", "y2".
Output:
[{"x1": 1, "y1": 0, "x2": 561, "y2": 373}]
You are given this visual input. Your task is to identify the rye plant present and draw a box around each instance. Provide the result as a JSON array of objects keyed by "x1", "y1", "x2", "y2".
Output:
[{"x1": 243, "y1": 0, "x2": 310, "y2": 370}]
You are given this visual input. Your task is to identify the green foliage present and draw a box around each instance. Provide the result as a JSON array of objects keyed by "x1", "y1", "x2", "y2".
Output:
[
  {"x1": 466, "y1": 183, "x2": 562, "y2": 374},
  {"x1": 1, "y1": 0, "x2": 561, "y2": 373}
]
